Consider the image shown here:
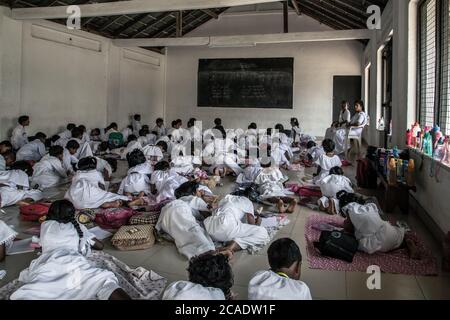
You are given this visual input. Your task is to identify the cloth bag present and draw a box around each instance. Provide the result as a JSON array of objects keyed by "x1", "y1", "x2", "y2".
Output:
[{"x1": 111, "y1": 225, "x2": 155, "y2": 251}]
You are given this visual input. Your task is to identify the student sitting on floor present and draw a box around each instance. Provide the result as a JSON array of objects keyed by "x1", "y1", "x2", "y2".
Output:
[
  {"x1": 65, "y1": 157, "x2": 129, "y2": 210},
  {"x1": 155, "y1": 181, "x2": 216, "y2": 259},
  {"x1": 142, "y1": 141, "x2": 167, "y2": 165},
  {"x1": 118, "y1": 149, "x2": 153, "y2": 197},
  {"x1": 306, "y1": 141, "x2": 324, "y2": 164},
  {"x1": 0, "y1": 150, "x2": 15, "y2": 172},
  {"x1": 163, "y1": 253, "x2": 234, "y2": 300},
  {"x1": 204, "y1": 194, "x2": 270, "y2": 254},
  {"x1": 253, "y1": 157, "x2": 297, "y2": 214},
  {"x1": 337, "y1": 191, "x2": 420, "y2": 258},
  {"x1": 0, "y1": 161, "x2": 43, "y2": 208},
  {"x1": 57, "y1": 123, "x2": 76, "y2": 145},
  {"x1": 10, "y1": 200, "x2": 130, "y2": 300},
  {"x1": 317, "y1": 166, "x2": 354, "y2": 215},
  {"x1": 16, "y1": 132, "x2": 47, "y2": 162},
  {"x1": 31, "y1": 146, "x2": 69, "y2": 190},
  {"x1": 70, "y1": 126, "x2": 93, "y2": 159},
  {"x1": 314, "y1": 139, "x2": 342, "y2": 184},
  {"x1": 248, "y1": 238, "x2": 312, "y2": 300},
  {"x1": 62, "y1": 139, "x2": 80, "y2": 175},
  {"x1": 0, "y1": 220, "x2": 18, "y2": 262}
]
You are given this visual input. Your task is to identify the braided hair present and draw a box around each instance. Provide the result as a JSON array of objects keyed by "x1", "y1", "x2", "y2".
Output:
[
  {"x1": 188, "y1": 253, "x2": 234, "y2": 299},
  {"x1": 46, "y1": 200, "x2": 83, "y2": 239}
]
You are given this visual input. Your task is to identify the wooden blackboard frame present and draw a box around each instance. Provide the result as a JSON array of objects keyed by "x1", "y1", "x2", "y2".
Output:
[{"x1": 197, "y1": 57, "x2": 294, "y2": 109}]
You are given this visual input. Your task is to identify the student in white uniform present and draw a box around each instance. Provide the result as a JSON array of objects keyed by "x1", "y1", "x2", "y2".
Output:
[
  {"x1": 274, "y1": 124, "x2": 295, "y2": 159},
  {"x1": 78, "y1": 125, "x2": 91, "y2": 144},
  {"x1": 290, "y1": 118, "x2": 303, "y2": 146},
  {"x1": 0, "y1": 161, "x2": 44, "y2": 208},
  {"x1": 150, "y1": 161, "x2": 189, "y2": 202},
  {"x1": 204, "y1": 194, "x2": 270, "y2": 253},
  {"x1": 0, "y1": 220, "x2": 18, "y2": 262},
  {"x1": 57, "y1": 123, "x2": 76, "y2": 142},
  {"x1": 338, "y1": 191, "x2": 420, "y2": 258},
  {"x1": 137, "y1": 128, "x2": 150, "y2": 147},
  {"x1": 332, "y1": 100, "x2": 368, "y2": 155},
  {"x1": 71, "y1": 127, "x2": 93, "y2": 159},
  {"x1": 121, "y1": 125, "x2": 133, "y2": 142},
  {"x1": 118, "y1": 149, "x2": 153, "y2": 197},
  {"x1": 0, "y1": 141, "x2": 15, "y2": 171},
  {"x1": 11, "y1": 115, "x2": 30, "y2": 151},
  {"x1": 187, "y1": 118, "x2": 202, "y2": 142},
  {"x1": 163, "y1": 253, "x2": 234, "y2": 300},
  {"x1": 142, "y1": 141, "x2": 167, "y2": 165},
  {"x1": 31, "y1": 146, "x2": 69, "y2": 190},
  {"x1": 16, "y1": 132, "x2": 47, "y2": 162},
  {"x1": 65, "y1": 157, "x2": 129, "y2": 210},
  {"x1": 155, "y1": 181, "x2": 216, "y2": 259},
  {"x1": 10, "y1": 200, "x2": 131, "y2": 300},
  {"x1": 317, "y1": 166, "x2": 353, "y2": 215},
  {"x1": 248, "y1": 238, "x2": 312, "y2": 300},
  {"x1": 338, "y1": 101, "x2": 352, "y2": 125},
  {"x1": 153, "y1": 118, "x2": 167, "y2": 139},
  {"x1": 314, "y1": 139, "x2": 342, "y2": 184},
  {"x1": 253, "y1": 157, "x2": 297, "y2": 214},
  {"x1": 305, "y1": 141, "x2": 324, "y2": 164},
  {"x1": 203, "y1": 134, "x2": 243, "y2": 177},
  {"x1": 63, "y1": 140, "x2": 80, "y2": 175},
  {"x1": 236, "y1": 158, "x2": 262, "y2": 184},
  {"x1": 132, "y1": 114, "x2": 142, "y2": 136}
]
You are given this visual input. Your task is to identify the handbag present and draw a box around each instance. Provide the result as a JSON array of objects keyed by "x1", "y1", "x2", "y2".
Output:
[
  {"x1": 111, "y1": 224, "x2": 155, "y2": 251},
  {"x1": 314, "y1": 230, "x2": 358, "y2": 263},
  {"x1": 94, "y1": 207, "x2": 136, "y2": 229},
  {"x1": 129, "y1": 212, "x2": 160, "y2": 226},
  {"x1": 20, "y1": 203, "x2": 51, "y2": 222}
]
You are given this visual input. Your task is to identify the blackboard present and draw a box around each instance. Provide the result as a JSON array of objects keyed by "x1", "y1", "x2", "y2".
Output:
[{"x1": 197, "y1": 58, "x2": 294, "y2": 109}]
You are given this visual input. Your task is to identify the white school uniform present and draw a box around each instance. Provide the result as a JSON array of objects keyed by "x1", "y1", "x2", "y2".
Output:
[
  {"x1": 146, "y1": 133, "x2": 157, "y2": 146},
  {"x1": 171, "y1": 155, "x2": 200, "y2": 176},
  {"x1": 57, "y1": 129, "x2": 72, "y2": 141},
  {"x1": 0, "y1": 220, "x2": 18, "y2": 254},
  {"x1": 270, "y1": 144, "x2": 291, "y2": 167},
  {"x1": 163, "y1": 281, "x2": 225, "y2": 300},
  {"x1": 73, "y1": 138, "x2": 93, "y2": 159},
  {"x1": 248, "y1": 270, "x2": 312, "y2": 300},
  {"x1": 236, "y1": 161, "x2": 262, "y2": 184},
  {"x1": 132, "y1": 119, "x2": 142, "y2": 136},
  {"x1": 343, "y1": 203, "x2": 405, "y2": 255},
  {"x1": 307, "y1": 146, "x2": 325, "y2": 163},
  {"x1": 254, "y1": 167, "x2": 289, "y2": 198},
  {"x1": 339, "y1": 109, "x2": 351, "y2": 123},
  {"x1": 332, "y1": 111, "x2": 368, "y2": 155},
  {"x1": 138, "y1": 136, "x2": 150, "y2": 148},
  {"x1": 204, "y1": 195, "x2": 269, "y2": 250},
  {"x1": 121, "y1": 127, "x2": 133, "y2": 142},
  {"x1": 156, "y1": 198, "x2": 215, "y2": 259},
  {"x1": 142, "y1": 145, "x2": 164, "y2": 163},
  {"x1": 151, "y1": 169, "x2": 188, "y2": 202},
  {"x1": 118, "y1": 162, "x2": 153, "y2": 195},
  {"x1": 16, "y1": 140, "x2": 46, "y2": 162},
  {"x1": 203, "y1": 138, "x2": 243, "y2": 175},
  {"x1": 0, "y1": 155, "x2": 6, "y2": 172},
  {"x1": 153, "y1": 125, "x2": 167, "y2": 138},
  {"x1": 10, "y1": 220, "x2": 120, "y2": 300},
  {"x1": 62, "y1": 148, "x2": 78, "y2": 174},
  {"x1": 95, "y1": 157, "x2": 112, "y2": 178},
  {"x1": 31, "y1": 154, "x2": 68, "y2": 189},
  {"x1": 64, "y1": 170, "x2": 128, "y2": 210},
  {"x1": 317, "y1": 174, "x2": 353, "y2": 211},
  {"x1": 291, "y1": 126, "x2": 302, "y2": 144},
  {"x1": 314, "y1": 154, "x2": 342, "y2": 184},
  {"x1": 11, "y1": 125, "x2": 28, "y2": 150},
  {"x1": 0, "y1": 170, "x2": 43, "y2": 208}
]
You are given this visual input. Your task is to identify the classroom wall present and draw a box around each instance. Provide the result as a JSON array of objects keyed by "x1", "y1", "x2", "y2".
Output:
[
  {"x1": 0, "y1": 7, "x2": 166, "y2": 140},
  {"x1": 362, "y1": 0, "x2": 449, "y2": 236},
  {"x1": 165, "y1": 10, "x2": 364, "y2": 136}
]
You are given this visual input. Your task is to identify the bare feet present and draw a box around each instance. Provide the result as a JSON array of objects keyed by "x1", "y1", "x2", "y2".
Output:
[
  {"x1": 128, "y1": 198, "x2": 145, "y2": 207},
  {"x1": 277, "y1": 199, "x2": 286, "y2": 213},
  {"x1": 286, "y1": 198, "x2": 298, "y2": 213}
]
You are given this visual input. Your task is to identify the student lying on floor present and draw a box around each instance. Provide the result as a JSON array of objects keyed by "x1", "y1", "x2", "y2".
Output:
[
  {"x1": 10, "y1": 200, "x2": 131, "y2": 300},
  {"x1": 155, "y1": 181, "x2": 216, "y2": 259},
  {"x1": 16, "y1": 132, "x2": 47, "y2": 162},
  {"x1": 337, "y1": 191, "x2": 420, "y2": 259},
  {"x1": 314, "y1": 139, "x2": 342, "y2": 184},
  {"x1": 31, "y1": 146, "x2": 69, "y2": 190},
  {"x1": 248, "y1": 238, "x2": 312, "y2": 300},
  {"x1": 203, "y1": 132, "x2": 243, "y2": 178},
  {"x1": 64, "y1": 157, "x2": 129, "y2": 210},
  {"x1": 253, "y1": 156, "x2": 297, "y2": 214},
  {"x1": 0, "y1": 161, "x2": 43, "y2": 208},
  {"x1": 163, "y1": 253, "x2": 234, "y2": 300},
  {"x1": 0, "y1": 220, "x2": 18, "y2": 262},
  {"x1": 204, "y1": 194, "x2": 270, "y2": 254},
  {"x1": 317, "y1": 166, "x2": 354, "y2": 215},
  {"x1": 118, "y1": 149, "x2": 153, "y2": 197}
]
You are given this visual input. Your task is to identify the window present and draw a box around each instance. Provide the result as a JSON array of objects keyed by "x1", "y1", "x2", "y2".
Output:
[
  {"x1": 419, "y1": 0, "x2": 437, "y2": 128},
  {"x1": 418, "y1": 0, "x2": 450, "y2": 135}
]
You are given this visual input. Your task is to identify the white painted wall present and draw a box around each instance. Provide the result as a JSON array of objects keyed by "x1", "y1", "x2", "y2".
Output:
[
  {"x1": 166, "y1": 10, "x2": 363, "y2": 135},
  {"x1": 0, "y1": 7, "x2": 165, "y2": 140}
]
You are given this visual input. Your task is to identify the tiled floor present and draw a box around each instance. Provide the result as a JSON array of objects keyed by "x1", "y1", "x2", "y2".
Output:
[{"x1": 1, "y1": 157, "x2": 450, "y2": 300}]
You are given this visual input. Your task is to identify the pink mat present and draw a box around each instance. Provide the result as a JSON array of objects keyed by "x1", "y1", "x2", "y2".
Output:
[{"x1": 305, "y1": 214, "x2": 438, "y2": 275}]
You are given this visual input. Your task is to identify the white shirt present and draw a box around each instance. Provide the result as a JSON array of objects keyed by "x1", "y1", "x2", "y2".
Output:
[
  {"x1": 339, "y1": 109, "x2": 351, "y2": 123},
  {"x1": 163, "y1": 281, "x2": 225, "y2": 300},
  {"x1": 0, "y1": 155, "x2": 5, "y2": 171},
  {"x1": 132, "y1": 119, "x2": 142, "y2": 135},
  {"x1": 350, "y1": 111, "x2": 368, "y2": 127},
  {"x1": 11, "y1": 125, "x2": 28, "y2": 150},
  {"x1": 16, "y1": 140, "x2": 46, "y2": 161},
  {"x1": 153, "y1": 125, "x2": 167, "y2": 138},
  {"x1": 248, "y1": 270, "x2": 312, "y2": 300}
]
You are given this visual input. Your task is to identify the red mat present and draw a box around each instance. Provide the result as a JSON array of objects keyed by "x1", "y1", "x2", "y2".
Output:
[{"x1": 305, "y1": 214, "x2": 438, "y2": 276}]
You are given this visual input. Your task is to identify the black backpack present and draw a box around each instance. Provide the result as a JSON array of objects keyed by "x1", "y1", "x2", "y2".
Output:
[{"x1": 314, "y1": 230, "x2": 359, "y2": 263}]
